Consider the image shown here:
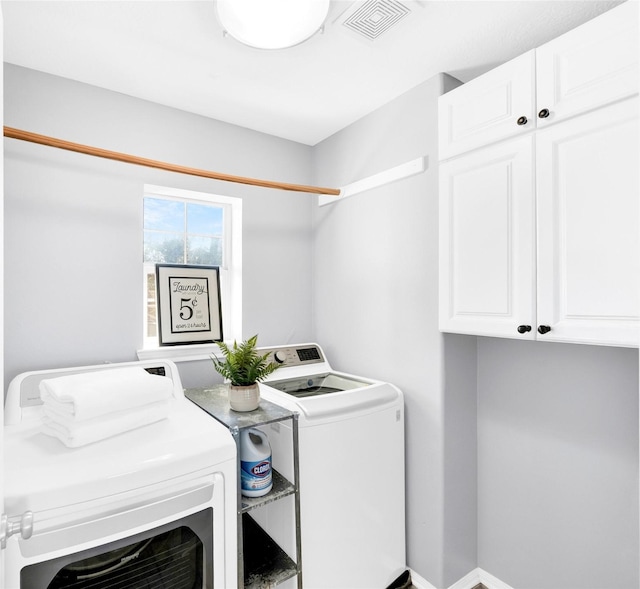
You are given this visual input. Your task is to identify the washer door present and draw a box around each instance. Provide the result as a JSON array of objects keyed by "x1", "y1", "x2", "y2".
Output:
[
  {"x1": 58, "y1": 538, "x2": 152, "y2": 583},
  {"x1": 20, "y1": 508, "x2": 213, "y2": 589}
]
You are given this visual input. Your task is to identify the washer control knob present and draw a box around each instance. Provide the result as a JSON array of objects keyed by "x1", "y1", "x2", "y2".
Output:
[{"x1": 274, "y1": 350, "x2": 287, "y2": 364}]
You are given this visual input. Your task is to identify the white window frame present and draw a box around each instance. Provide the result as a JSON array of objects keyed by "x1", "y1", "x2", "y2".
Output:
[{"x1": 137, "y1": 184, "x2": 242, "y2": 362}]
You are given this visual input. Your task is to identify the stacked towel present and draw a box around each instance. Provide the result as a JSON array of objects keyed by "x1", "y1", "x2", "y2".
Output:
[{"x1": 39, "y1": 367, "x2": 173, "y2": 448}]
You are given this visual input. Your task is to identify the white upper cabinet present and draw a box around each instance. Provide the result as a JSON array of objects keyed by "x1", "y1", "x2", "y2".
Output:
[
  {"x1": 439, "y1": 136, "x2": 536, "y2": 339},
  {"x1": 439, "y1": 2, "x2": 639, "y2": 160},
  {"x1": 440, "y1": 98, "x2": 639, "y2": 346},
  {"x1": 438, "y1": 3, "x2": 639, "y2": 347},
  {"x1": 438, "y1": 51, "x2": 535, "y2": 160},
  {"x1": 536, "y1": 99, "x2": 639, "y2": 347},
  {"x1": 536, "y1": 1, "x2": 639, "y2": 128}
]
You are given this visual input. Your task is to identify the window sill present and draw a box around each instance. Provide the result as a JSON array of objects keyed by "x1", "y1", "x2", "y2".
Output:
[{"x1": 137, "y1": 343, "x2": 221, "y2": 363}]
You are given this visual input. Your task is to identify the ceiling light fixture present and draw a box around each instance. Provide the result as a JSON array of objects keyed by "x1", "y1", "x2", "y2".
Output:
[{"x1": 216, "y1": 0, "x2": 331, "y2": 50}]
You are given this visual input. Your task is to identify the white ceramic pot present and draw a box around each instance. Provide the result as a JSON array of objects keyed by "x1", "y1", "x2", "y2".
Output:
[{"x1": 229, "y1": 384, "x2": 260, "y2": 412}]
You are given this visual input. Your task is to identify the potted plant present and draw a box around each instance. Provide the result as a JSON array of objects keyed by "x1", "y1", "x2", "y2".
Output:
[{"x1": 211, "y1": 335, "x2": 280, "y2": 411}]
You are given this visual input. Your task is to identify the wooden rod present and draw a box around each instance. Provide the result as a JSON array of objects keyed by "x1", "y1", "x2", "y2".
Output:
[{"x1": 3, "y1": 126, "x2": 341, "y2": 196}]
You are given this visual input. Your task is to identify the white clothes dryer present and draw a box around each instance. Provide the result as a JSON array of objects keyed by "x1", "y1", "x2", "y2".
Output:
[
  {"x1": 256, "y1": 344, "x2": 407, "y2": 589},
  {"x1": 3, "y1": 360, "x2": 237, "y2": 589}
]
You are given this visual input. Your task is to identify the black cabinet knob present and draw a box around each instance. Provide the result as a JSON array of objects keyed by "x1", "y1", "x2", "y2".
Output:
[
  {"x1": 517, "y1": 116, "x2": 528, "y2": 126},
  {"x1": 538, "y1": 325, "x2": 551, "y2": 334},
  {"x1": 517, "y1": 325, "x2": 532, "y2": 334},
  {"x1": 538, "y1": 108, "x2": 550, "y2": 118}
]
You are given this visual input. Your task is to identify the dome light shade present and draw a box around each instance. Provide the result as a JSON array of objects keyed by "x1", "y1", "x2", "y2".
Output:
[{"x1": 217, "y1": 0, "x2": 331, "y2": 49}]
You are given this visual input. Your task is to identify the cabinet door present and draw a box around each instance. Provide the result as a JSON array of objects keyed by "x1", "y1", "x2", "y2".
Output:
[
  {"x1": 536, "y1": 98, "x2": 639, "y2": 347},
  {"x1": 439, "y1": 51, "x2": 535, "y2": 160},
  {"x1": 536, "y1": 2, "x2": 639, "y2": 128},
  {"x1": 439, "y1": 136, "x2": 536, "y2": 338}
]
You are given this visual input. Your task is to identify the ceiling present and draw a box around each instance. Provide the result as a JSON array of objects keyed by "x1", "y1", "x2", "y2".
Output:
[{"x1": 2, "y1": 0, "x2": 624, "y2": 146}]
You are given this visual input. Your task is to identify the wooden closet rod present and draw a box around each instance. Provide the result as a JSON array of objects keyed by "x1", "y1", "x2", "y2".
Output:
[{"x1": 3, "y1": 126, "x2": 341, "y2": 196}]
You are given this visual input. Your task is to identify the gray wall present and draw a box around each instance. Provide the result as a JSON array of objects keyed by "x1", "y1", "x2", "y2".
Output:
[
  {"x1": 312, "y1": 74, "x2": 478, "y2": 588},
  {"x1": 478, "y1": 338, "x2": 638, "y2": 588},
  {"x1": 4, "y1": 64, "x2": 315, "y2": 389}
]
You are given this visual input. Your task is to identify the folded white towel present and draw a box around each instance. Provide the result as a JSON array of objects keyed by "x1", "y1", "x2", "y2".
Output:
[
  {"x1": 39, "y1": 367, "x2": 173, "y2": 421},
  {"x1": 41, "y1": 399, "x2": 170, "y2": 448}
]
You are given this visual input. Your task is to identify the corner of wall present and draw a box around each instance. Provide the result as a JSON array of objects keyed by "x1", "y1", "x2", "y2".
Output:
[
  {"x1": 442, "y1": 334, "x2": 479, "y2": 586},
  {"x1": 440, "y1": 72, "x2": 464, "y2": 95}
]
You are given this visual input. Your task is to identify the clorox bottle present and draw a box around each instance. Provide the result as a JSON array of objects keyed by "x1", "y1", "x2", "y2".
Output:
[{"x1": 239, "y1": 428, "x2": 273, "y2": 497}]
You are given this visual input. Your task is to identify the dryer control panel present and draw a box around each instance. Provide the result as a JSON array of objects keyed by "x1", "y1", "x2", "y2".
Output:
[{"x1": 259, "y1": 344, "x2": 325, "y2": 368}]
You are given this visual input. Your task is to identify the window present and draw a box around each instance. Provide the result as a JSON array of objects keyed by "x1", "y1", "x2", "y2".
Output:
[{"x1": 141, "y1": 185, "x2": 242, "y2": 353}]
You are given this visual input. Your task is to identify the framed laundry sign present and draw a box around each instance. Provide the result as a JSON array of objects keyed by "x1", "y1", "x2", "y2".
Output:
[{"x1": 155, "y1": 264, "x2": 223, "y2": 346}]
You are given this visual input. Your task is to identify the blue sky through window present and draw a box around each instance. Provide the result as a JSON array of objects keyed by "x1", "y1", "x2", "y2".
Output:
[
  {"x1": 144, "y1": 197, "x2": 184, "y2": 232},
  {"x1": 143, "y1": 197, "x2": 224, "y2": 266},
  {"x1": 188, "y1": 202, "x2": 223, "y2": 235}
]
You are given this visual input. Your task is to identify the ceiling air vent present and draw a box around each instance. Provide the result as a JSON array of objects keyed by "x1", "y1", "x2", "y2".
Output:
[{"x1": 339, "y1": 0, "x2": 411, "y2": 41}]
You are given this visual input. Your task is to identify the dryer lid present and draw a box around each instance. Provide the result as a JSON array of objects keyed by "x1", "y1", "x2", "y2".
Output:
[{"x1": 4, "y1": 361, "x2": 235, "y2": 515}]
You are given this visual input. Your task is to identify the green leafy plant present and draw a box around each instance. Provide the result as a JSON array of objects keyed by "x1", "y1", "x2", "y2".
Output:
[{"x1": 211, "y1": 335, "x2": 280, "y2": 386}]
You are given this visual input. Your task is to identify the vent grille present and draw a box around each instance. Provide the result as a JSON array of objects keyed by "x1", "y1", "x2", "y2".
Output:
[{"x1": 341, "y1": 0, "x2": 411, "y2": 41}]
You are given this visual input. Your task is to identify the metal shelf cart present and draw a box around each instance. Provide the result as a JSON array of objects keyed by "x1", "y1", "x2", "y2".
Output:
[{"x1": 186, "y1": 385, "x2": 302, "y2": 589}]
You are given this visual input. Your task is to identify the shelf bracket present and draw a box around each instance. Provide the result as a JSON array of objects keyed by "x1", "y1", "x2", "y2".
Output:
[{"x1": 318, "y1": 156, "x2": 428, "y2": 206}]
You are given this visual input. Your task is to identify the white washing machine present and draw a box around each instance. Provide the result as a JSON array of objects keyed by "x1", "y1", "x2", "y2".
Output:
[
  {"x1": 256, "y1": 344, "x2": 406, "y2": 589},
  {"x1": 3, "y1": 360, "x2": 237, "y2": 589}
]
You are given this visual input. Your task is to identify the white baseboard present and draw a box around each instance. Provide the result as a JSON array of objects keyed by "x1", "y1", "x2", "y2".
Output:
[
  {"x1": 447, "y1": 568, "x2": 483, "y2": 589},
  {"x1": 475, "y1": 568, "x2": 515, "y2": 589},
  {"x1": 408, "y1": 569, "x2": 437, "y2": 589},
  {"x1": 409, "y1": 567, "x2": 514, "y2": 589}
]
